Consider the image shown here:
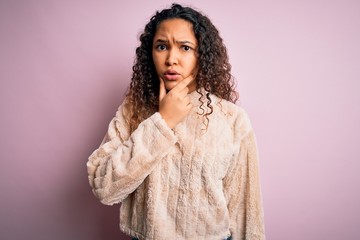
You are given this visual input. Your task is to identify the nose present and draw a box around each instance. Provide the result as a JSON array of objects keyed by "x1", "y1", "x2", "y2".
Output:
[{"x1": 165, "y1": 48, "x2": 178, "y2": 66}]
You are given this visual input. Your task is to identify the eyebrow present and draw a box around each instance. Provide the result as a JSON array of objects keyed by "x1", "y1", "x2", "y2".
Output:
[{"x1": 154, "y1": 39, "x2": 196, "y2": 46}]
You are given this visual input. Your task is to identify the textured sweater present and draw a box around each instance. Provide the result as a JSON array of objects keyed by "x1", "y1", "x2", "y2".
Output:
[{"x1": 87, "y1": 90, "x2": 265, "y2": 240}]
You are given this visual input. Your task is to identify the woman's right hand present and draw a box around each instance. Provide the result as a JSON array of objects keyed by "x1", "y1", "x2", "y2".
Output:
[{"x1": 158, "y1": 75, "x2": 194, "y2": 129}]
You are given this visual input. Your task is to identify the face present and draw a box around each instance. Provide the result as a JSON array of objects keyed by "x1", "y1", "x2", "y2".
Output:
[{"x1": 152, "y1": 18, "x2": 198, "y2": 92}]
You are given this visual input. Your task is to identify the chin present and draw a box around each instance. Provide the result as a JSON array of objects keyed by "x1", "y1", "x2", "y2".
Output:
[{"x1": 164, "y1": 81, "x2": 179, "y2": 90}]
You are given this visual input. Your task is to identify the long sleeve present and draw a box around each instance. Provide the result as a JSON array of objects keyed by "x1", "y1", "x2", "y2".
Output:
[
  {"x1": 86, "y1": 103, "x2": 177, "y2": 205},
  {"x1": 223, "y1": 130, "x2": 265, "y2": 240}
]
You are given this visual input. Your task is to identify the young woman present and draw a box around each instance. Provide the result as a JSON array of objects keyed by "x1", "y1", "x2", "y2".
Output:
[{"x1": 87, "y1": 4, "x2": 265, "y2": 240}]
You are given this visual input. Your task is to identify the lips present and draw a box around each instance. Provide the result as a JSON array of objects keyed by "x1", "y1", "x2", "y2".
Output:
[{"x1": 164, "y1": 69, "x2": 180, "y2": 81}]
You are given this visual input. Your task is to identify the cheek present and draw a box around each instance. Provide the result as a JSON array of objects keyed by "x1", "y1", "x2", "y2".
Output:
[
  {"x1": 152, "y1": 51, "x2": 160, "y2": 63},
  {"x1": 187, "y1": 57, "x2": 198, "y2": 73},
  {"x1": 152, "y1": 55, "x2": 161, "y2": 71}
]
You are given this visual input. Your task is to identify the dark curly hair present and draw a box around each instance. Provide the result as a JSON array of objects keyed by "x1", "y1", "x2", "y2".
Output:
[{"x1": 125, "y1": 3, "x2": 238, "y2": 132}]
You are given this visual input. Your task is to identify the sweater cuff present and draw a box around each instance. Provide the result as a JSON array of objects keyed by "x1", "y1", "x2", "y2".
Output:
[{"x1": 150, "y1": 112, "x2": 177, "y2": 144}]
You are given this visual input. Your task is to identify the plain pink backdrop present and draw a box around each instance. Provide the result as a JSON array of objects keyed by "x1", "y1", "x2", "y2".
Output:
[{"x1": 1, "y1": 0, "x2": 359, "y2": 239}]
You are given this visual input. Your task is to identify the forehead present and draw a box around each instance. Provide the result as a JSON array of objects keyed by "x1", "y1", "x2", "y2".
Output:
[{"x1": 154, "y1": 18, "x2": 196, "y2": 41}]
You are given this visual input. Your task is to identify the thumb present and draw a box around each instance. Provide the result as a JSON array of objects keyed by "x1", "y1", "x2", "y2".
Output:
[{"x1": 159, "y1": 77, "x2": 166, "y2": 103}]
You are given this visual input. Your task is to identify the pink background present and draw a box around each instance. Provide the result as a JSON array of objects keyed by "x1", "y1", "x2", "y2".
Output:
[{"x1": 1, "y1": 0, "x2": 359, "y2": 239}]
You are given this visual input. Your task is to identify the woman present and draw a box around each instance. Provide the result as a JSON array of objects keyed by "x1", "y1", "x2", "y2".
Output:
[{"x1": 87, "y1": 3, "x2": 265, "y2": 240}]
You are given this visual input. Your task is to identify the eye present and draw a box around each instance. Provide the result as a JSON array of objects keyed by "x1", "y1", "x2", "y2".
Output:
[
  {"x1": 182, "y1": 45, "x2": 192, "y2": 51},
  {"x1": 156, "y1": 44, "x2": 167, "y2": 51}
]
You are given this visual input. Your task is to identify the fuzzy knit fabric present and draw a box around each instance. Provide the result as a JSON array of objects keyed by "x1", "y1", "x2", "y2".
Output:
[{"x1": 87, "y1": 90, "x2": 265, "y2": 240}]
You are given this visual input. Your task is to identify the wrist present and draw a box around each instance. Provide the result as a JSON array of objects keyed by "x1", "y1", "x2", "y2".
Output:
[{"x1": 159, "y1": 111, "x2": 176, "y2": 129}]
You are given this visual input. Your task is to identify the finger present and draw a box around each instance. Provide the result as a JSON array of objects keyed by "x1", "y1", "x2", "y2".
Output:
[
  {"x1": 184, "y1": 95, "x2": 191, "y2": 105},
  {"x1": 178, "y1": 87, "x2": 190, "y2": 98},
  {"x1": 159, "y1": 77, "x2": 166, "y2": 102},
  {"x1": 173, "y1": 74, "x2": 194, "y2": 91},
  {"x1": 185, "y1": 100, "x2": 193, "y2": 109}
]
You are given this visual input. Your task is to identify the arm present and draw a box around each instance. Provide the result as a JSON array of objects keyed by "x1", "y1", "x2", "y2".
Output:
[
  {"x1": 223, "y1": 130, "x2": 265, "y2": 239},
  {"x1": 86, "y1": 103, "x2": 177, "y2": 205}
]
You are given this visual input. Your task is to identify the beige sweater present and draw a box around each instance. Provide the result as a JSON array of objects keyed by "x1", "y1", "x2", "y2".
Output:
[{"x1": 87, "y1": 90, "x2": 265, "y2": 240}]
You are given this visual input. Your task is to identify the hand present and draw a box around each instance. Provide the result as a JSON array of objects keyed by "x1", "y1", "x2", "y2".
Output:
[{"x1": 159, "y1": 75, "x2": 195, "y2": 129}]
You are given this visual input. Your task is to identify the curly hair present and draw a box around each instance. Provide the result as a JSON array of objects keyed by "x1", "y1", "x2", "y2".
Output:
[{"x1": 125, "y1": 3, "x2": 238, "y2": 132}]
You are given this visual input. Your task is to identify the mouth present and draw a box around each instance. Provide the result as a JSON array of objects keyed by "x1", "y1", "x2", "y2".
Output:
[{"x1": 164, "y1": 70, "x2": 180, "y2": 81}]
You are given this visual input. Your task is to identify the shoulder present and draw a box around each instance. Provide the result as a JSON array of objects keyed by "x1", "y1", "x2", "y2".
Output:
[
  {"x1": 106, "y1": 99, "x2": 131, "y2": 140},
  {"x1": 210, "y1": 94, "x2": 254, "y2": 139},
  {"x1": 114, "y1": 98, "x2": 135, "y2": 126}
]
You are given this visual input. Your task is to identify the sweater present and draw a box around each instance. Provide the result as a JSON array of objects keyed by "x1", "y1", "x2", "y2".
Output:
[{"x1": 87, "y1": 90, "x2": 265, "y2": 240}]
